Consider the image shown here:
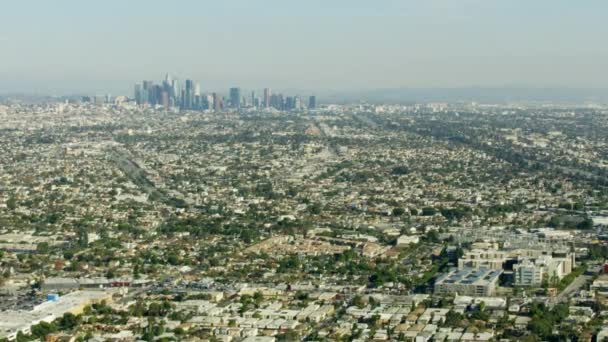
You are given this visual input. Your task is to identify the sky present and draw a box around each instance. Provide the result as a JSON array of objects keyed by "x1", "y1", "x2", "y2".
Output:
[{"x1": 1, "y1": 0, "x2": 608, "y2": 96}]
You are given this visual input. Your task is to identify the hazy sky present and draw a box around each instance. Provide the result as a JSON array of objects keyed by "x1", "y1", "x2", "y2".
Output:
[{"x1": 2, "y1": 0, "x2": 608, "y2": 95}]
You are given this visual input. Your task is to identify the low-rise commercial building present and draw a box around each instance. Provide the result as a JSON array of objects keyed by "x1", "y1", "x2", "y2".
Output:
[{"x1": 434, "y1": 268, "x2": 502, "y2": 297}]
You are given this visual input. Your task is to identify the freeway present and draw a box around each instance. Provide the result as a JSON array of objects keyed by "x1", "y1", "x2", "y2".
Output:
[{"x1": 107, "y1": 147, "x2": 187, "y2": 208}]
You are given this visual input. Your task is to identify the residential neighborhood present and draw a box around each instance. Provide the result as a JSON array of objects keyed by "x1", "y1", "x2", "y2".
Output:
[{"x1": 0, "y1": 98, "x2": 607, "y2": 341}]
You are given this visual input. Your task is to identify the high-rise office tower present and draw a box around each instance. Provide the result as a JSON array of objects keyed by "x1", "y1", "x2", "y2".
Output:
[
  {"x1": 185, "y1": 79, "x2": 194, "y2": 109},
  {"x1": 285, "y1": 96, "x2": 294, "y2": 111},
  {"x1": 142, "y1": 81, "x2": 153, "y2": 105},
  {"x1": 161, "y1": 91, "x2": 170, "y2": 108},
  {"x1": 134, "y1": 84, "x2": 142, "y2": 104},
  {"x1": 163, "y1": 74, "x2": 172, "y2": 94},
  {"x1": 229, "y1": 87, "x2": 241, "y2": 109},
  {"x1": 263, "y1": 88, "x2": 271, "y2": 108},
  {"x1": 294, "y1": 96, "x2": 301, "y2": 111},
  {"x1": 153, "y1": 85, "x2": 162, "y2": 106},
  {"x1": 171, "y1": 79, "x2": 180, "y2": 102},
  {"x1": 308, "y1": 95, "x2": 316, "y2": 109},
  {"x1": 270, "y1": 93, "x2": 285, "y2": 111},
  {"x1": 212, "y1": 93, "x2": 222, "y2": 112},
  {"x1": 162, "y1": 74, "x2": 173, "y2": 105},
  {"x1": 203, "y1": 94, "x2": 212, "y2": 110},
  {"x1": 270, "y1": 94, "x2": 277, "y2": 109}
]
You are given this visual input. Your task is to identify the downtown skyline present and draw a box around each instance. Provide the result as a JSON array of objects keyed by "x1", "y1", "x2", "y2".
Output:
[{"x1": 132, "y1": 74, "x2": 317, "y2": 111}]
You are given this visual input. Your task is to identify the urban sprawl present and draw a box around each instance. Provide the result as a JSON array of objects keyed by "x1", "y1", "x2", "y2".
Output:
[{"x1": 1, "y1": 79, "x2": 608, "y2": 341}]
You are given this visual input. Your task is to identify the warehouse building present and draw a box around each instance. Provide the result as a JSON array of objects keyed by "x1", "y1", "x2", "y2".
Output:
[{"x1": 0, "y1": 290, "x2": 113, "y2": 340}]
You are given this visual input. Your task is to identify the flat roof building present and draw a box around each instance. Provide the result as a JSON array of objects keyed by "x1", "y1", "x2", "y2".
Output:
[
  {"x1": 434, "y1": 268, "x2": 502, "y2": 297},
  {"x1": 0, "y1": 290, "x2": 113, "y2": 341}
]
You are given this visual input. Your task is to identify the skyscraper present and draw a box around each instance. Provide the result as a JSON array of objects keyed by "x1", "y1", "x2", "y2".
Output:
[
  {"x1": 142, "y1": 81, "x2": 153, "y2": 105},
  {"x1": 171, "y1": 79, "x2": 180, "y2": 102},
  {"x1": 184, "y1": 79, "x2": 194, "y2": 109},
  {"x1": 161, "y1": 91, "x2": 170, "y2": 108},
  {"x1": 308, "y1": 95, "x2": 316, "y2": 110},
  {"x1": 163, "y1": 74, "x2": 172, "y2": 97},
  {"x1": 212, "y1": 93, "x2": 222, "y2": 112},
  {"x1": 294, "y1": 96, "x2": 301, "y2": 111},
  {"x1": 203, "y1": 94, "x2": 212, "y2": 110},
  {"x1": 263, "y1": 88, "x2": 271, "y2": 108},
  {"x1": 230, "y1": 87, "x2": 241, "y2": 109},
  {"x1": 270, "y1": 93, "x2": 284, "y2": 111},
  {"x1": 285, "y1": 96, "x2": 294, "y2": 111},
  {"x1": 134, "y1": 84, "x2": 142, "y2": 105},
  {"x1": 192, "y1": 82, "x2": 201, "y2": 109},
  {"x1": 152, "y1": 84, "x2": 162, "y2": 106}
]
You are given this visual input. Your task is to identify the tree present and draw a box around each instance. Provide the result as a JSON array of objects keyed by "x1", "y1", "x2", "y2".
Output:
[
  {"x1": 277, "y1": 330, "x2": 299, "y2": 341},
  {"x1": 77, "y1": 228, "x2": 88, "y2": 248},
  {"x1": 105, "y1": 269, "x2": 115, "y2": 279},
  {"x1": 369, "y1": 296, "x2": 379, "y2": 308},
  {"x1": 392, "y1": 207, "x2": 405, "y2": 216},
  {"x1": 57, "y1": 312, "x2": 80, "y2": 330},
  {"x1": 444, "y1": 310, "x2": 464, "y2": 327},
  {"x1": 253, "y1": 291, "x2": 264, "y2": 306},
  {"x1": 369, "y1": 268, "x2": 397, "y2": 288},
  {"x1": 31, "y1": 321, "x2": 57, "y2": 338},
  {"x1": 352, "y1": 295, "x2": 365, "y2": 309},
  {"x1": 133, "y1": 263, "x2": 141, "y2": 279},
  {"x1": 391, "y1": 166, "x2": 410, "y2": 175},
  {"x1": 425, "y1": 230, "x2": 440, "y2": 243},
  {"x1": 295, "y1": 291, "x2": 309, "y2": 301},
  {"x1": 129, "y1": 300, "x2": 147, "y2": 317},
  {"x1": 166, "y1": 253, "x2": 179, "y2": 266},
  {"x1": 36, "y1": 242, "x2": 50, "y2": 254},
  {"x1": 548, "y1": 216, "x2": 561, "y2": 228},
  {"x1": 527, "y1": 303, "x2": 569, "y2": 340},
  {"x1": 63, "y1": 250, "x2": 74, "y2": 260},
  {"x1": 528, "y1": 318, "x2": 552, "y2": 338},
  {"x1": 308, "y1": 202, "x2": 323, "y2": 215},
  {"x1": 470, "y1": 302, "x2": 489, "y2": 321},
  {"x1": 15, "y1": 332, "x2": 28, "y2": 342},
  {"x1": 440, "y1": 206, "x2": 472, "y2": 220},
  {"x1": 6, "y1": 196, "x2": 17, "y2": 210},
  {"x1": 422, "y1": 207, "x2": 437, "y2": 216},
  {"x1": 369, "y1": 314, "x2": 381, "y2": 328},
  {"x1": 577, "y1": 217, "x2": 593, "y2": 230}
]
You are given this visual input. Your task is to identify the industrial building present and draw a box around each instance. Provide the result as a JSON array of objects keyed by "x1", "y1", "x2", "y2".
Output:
[
  {"x1": 41, "y1": 276, "x2": 150, "y2": 291},
  {"x1": 0, "y1": 290, "x2": 113, "y2": 341}
]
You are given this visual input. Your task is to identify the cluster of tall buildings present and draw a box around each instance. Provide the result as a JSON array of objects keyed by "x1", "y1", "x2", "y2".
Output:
[{"x1": 134, "y1": 74, "x2": 317, "y2": 111}]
